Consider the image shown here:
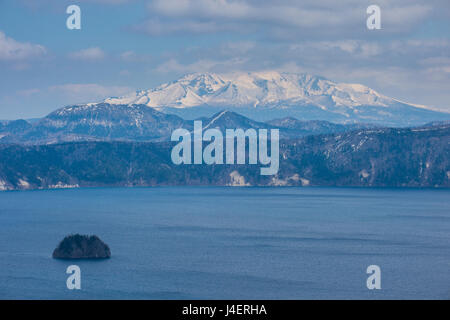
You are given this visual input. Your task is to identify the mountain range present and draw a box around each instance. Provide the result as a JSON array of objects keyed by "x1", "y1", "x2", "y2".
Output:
[
  {"x1": 103, "y1": 71, "x2": 450, "y2": 126},
  {"x1": 0, "y1": 104, "x2": 376, "y2": 145},
  {"x1": 0, "y1": 71, "x2": 449, "y2": 189},
  {"x1": 1, "y1": 121, "x2": 448, "y2": 190},
  {"x1": 2, "y1": 71, "x2": 449, "y2": 145}
]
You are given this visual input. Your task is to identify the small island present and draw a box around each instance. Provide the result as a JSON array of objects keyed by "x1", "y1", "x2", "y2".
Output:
[{"x1": 52, "y1": 234, "x2": 111, "y2": 259}]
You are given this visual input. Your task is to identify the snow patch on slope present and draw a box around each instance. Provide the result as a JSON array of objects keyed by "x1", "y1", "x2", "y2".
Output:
[{"x1": 228, "y1": 171, "x2": 250, "y2": 186}]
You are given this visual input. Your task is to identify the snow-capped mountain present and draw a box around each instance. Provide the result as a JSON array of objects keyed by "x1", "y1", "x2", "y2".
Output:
[
  {"x1": 103, "y1": 71, "x2": 450, "y2": 126},
  {"x1": 2, "y1": 71, "x2": 448, "y2": 145},
  {"x1": 106, "y1": 71, "x2": 391, "y2": 109}
]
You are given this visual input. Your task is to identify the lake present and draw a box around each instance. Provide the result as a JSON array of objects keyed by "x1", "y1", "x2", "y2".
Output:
[{"x1": 0, "y1": 187, "x2": 449, "y2": 299}]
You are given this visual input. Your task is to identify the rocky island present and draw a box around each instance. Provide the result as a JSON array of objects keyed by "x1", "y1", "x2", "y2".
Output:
[{"x1": 52, "y1": 234, "x2": 111, "y2": 259}]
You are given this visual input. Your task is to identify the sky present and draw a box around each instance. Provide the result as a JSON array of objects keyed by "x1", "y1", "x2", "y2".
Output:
[{"x1": 0, "y1": 0, "x2": 449, "y2": 119}]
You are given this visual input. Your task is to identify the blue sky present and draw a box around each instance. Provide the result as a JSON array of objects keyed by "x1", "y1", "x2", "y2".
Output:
[{"x1": 0, "y1": 0, "x2": 449, "y2": 119}]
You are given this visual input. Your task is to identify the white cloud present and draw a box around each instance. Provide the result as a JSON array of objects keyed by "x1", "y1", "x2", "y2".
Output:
[
  {"x1": 290, "y1": 40, "x2": 383, "y2": 58},
  {"x1": 151, "y1": 0, "x2": 251, "y2": 19},
  {"x1": 68, "y1": 47, "x2": 105, "y2": 61},
  {"x1": 0, "y1": 31, "x2": 46, "y2": 61},
  {"x1": 219, "y1": 41, "x2": 256, "y2": 55},
  {"x1": 17, "y1": 0, "x2": 135, "y2": 9},
  {"x1": 139, "y1": 0, "x2": 438, "y2": 37},
  {"x1": 382, "y1": 4, "x2": 432, "y2": 28}
]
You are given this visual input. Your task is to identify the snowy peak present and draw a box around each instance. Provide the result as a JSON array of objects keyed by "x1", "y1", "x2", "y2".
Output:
[
  {"x1": 101, "y1": 71, "x2": 450, "y2": 126},
  {"x1": 104, "y1": 71, "x2": 393, "y2": 110}
]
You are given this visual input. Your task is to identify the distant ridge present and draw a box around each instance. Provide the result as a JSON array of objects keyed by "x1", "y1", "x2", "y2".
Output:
[
  {"x1": 0, "y1": 105, "x2": 378, "y2": 145},
  {"x1": 1, "y1": 122, "x2": 448, "y2": 190}
]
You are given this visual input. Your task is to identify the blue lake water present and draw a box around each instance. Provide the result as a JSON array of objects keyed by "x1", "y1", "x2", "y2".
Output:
[{"x1": 0, "y1": 187, "x2": 449, "y2": 299}]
